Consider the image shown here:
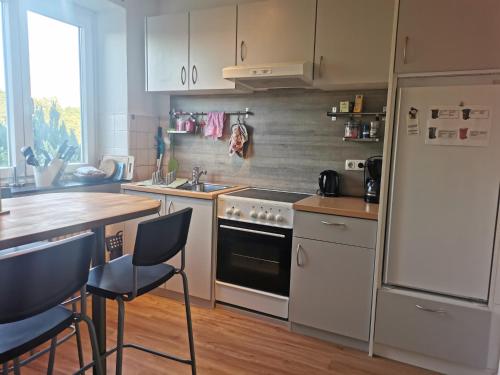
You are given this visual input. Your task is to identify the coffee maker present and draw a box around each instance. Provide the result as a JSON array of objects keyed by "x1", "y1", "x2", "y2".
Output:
[{"x1": 364, "y1": 156, "x2": 383, "y2": 203}]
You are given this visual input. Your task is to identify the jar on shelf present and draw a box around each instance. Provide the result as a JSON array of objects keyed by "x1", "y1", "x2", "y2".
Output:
[{"x1": 344, "y1": 120, "x2": 360, "y2": 139}]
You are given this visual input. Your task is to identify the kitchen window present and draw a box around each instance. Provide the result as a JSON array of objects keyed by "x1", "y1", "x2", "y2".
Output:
[
  {"x1": 0, "y1": 0, "x2": 95, "y2": 176},
  {"x1": 0, "y1": 5, "x2": 11, "y2": 168}
]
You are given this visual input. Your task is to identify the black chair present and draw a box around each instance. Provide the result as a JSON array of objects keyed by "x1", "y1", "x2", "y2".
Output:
[
  {"x1": 87, "y1": 207, "x2": 196, "y2": 375},
  {"x1": 0, "y1": 233, "x2": 103, "y2": 375}
]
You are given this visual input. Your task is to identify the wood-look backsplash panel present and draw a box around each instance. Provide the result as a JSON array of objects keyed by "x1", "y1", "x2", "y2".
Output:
[{"x1": 170, "y1": 89, "x2": 386, "y2": 196}]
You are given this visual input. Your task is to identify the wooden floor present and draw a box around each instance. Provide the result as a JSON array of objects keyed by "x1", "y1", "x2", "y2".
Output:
[{"x1": 20, "y1": 295, "x2": 437, "y2": 374}]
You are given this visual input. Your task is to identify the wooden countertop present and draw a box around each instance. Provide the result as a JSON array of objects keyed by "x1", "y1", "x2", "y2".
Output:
[
  {"x1": 121, "y1": 182, "x2": 247, "y2": 200},
  {"x1": 0, "y1": 192, "x2": 161, "y2": 250},
  {"x1": 293, "y1": 195, "x2": 379, "y2": 221}
]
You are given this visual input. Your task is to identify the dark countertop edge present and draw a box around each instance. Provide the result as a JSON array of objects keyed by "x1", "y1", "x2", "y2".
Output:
[{"x1": 7, "y1": 179, "x2": 129, "y2": 197}]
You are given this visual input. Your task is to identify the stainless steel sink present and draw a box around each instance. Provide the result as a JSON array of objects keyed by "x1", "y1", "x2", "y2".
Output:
[{"x1": 177, "y1": 183, "x2": 231, "y2": 193}]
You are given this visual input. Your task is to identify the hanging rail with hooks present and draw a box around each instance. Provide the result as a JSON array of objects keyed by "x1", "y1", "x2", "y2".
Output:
[{"x1": 169, "y1": 108, "x2": 253, "y2": 119}]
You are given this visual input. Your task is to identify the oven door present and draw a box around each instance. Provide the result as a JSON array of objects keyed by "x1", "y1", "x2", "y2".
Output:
[{"x1": 216, "y1": 218, "x2": 292, "y2": 296}]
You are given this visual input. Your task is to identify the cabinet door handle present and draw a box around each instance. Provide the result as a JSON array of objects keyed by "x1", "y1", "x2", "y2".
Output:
[
  {"x1": 296, "y1": 243, "x2": 304, "y2": 267},
  {"x1": 321, "y1": 220, "x2": 346, "y2": 227},
  {"x1": 415, "y1": 304, "x2": 447, "y2": 314},
  {"x1": 403, "y1": 36, "x2": 409, "y2": 64},
  {"x1": 192, "y1": 65, "x2": 198, "y2": 84},
  {"x1": 168, "y1": 201, "x2": 174, "y2": 214},
  {"x1": 319, "y1": 55, "x2": 324, "y2": 78},
  {"x1": 240, "y1": 41, "x2": 245, "y2": 62},
  {"x1": 181, "y1": 66, "x2": 187, "y2": 85}
]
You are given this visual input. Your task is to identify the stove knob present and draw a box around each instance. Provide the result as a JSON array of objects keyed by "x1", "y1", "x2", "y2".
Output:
[
  {"x1": 249, "y1": 210, "x2": 258, "y2": 219},
  {"x1": 266, "y1": 213, "x2": 275, "y2": 221},
  {"x1": 225, "y1": 207, "x2": 234, "y2": 216},
  {"x1": 275, "y1": 214, "x2": 284, "y2": 223},
  {"x1": 258, "y1": 211, "x2": 267, "y2": 220},
  {"x1": 233, "y1": 208, "x2": 241, "y2": 216}
]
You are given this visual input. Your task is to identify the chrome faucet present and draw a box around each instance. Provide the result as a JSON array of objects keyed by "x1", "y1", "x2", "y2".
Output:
[{"x1": 191, "y1": 166, "x2": 207, "y2": 185}]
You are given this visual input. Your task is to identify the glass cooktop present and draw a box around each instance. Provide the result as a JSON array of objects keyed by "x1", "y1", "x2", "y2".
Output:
[{"x1": 226, "y1": 188, "x2": 310, "y2": 203}]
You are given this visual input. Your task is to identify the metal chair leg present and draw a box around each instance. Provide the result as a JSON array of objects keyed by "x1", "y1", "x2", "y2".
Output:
[
  {"x1": 115, "y1": 298, "x2": 125, "y2": 375},
  {"x1": 47, "y1": 337, "x2": 57, "y2": 375},
  {"x1": 72, "y1": 302, "x2": 85, "y2": 369},
  {"x1": 180, "y1": 271, "x2": 197, "y2": 375},
  {"x1": 13, "y1": 358, "x2": 20, "y2": 375},
  {"x1": 80, "y1": 315, "x2": 104, "y2": 375}
]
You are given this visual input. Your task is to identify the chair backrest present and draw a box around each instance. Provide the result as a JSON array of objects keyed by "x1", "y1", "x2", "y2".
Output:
[
  {"x1": 0, "y1": 233, "x2": 95, "y2": 324},
  {"x1": 133, "y1": 207, "x2": 193, "y2": 267}
]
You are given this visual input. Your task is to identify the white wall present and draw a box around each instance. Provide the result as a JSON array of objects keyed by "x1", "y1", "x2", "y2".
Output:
[{"x1": 96, "y1": 3, "x2": 128, "y2": 157}]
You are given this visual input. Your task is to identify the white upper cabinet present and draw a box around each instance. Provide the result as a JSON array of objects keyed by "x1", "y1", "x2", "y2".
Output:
[
  {"x1": 395, "y1": 0, "x2": 500, "y2": 74},
  {"x1": 146, "y1": 6, "x2": 237, "y2": 92},
  {"x1": 190, "y1": 6, "x2": 236, "y2": 90},
  {"x1": 314, "y1": 0, "x2": 394, "y2": 89},
  {"x1": 146, "y1": 13, "x2": 189, "y2": 92},
  {"x1": 237, "y1": 0, "x2": 316, "y2": 65}
]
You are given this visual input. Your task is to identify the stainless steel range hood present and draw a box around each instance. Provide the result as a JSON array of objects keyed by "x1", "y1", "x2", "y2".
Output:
[{"x1": 222, "y1": 62, "x2": 313, "y2": 90}]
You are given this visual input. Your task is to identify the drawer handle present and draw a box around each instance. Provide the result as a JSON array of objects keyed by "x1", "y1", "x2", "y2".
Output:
[
  {"x1": 415, "y1": 304, "x2": 447, "y2": 314},
  {"x1": 321, "y1": 221, "x2": 346, "y2": 227}
]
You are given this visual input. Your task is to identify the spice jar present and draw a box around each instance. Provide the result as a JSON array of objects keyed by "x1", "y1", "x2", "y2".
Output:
[
  {"x1": 345, "y1": 120, "x2": 361, "y2": 139},
  {"x1": 370, "y1": 117, "x2": 381, "y2": 138}
]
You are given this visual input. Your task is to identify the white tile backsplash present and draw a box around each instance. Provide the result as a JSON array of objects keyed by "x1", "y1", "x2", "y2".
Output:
[{"x1": 97, "y1": 113, "x2": 159, "y2": 180}]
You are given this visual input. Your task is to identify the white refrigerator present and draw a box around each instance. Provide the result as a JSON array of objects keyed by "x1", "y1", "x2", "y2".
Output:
[{"x1": 384, "y1": 83, "x2": 500, "y2": 302}]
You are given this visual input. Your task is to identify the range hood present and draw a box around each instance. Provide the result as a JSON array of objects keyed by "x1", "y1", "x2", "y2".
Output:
[{"x1": 223, "y1": 62, "x2": 313, "y2": 90}]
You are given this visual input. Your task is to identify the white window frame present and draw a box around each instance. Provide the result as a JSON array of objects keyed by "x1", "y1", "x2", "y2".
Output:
[{"x1": 0, "y1": 0, "x2": 96, "y2": 179}]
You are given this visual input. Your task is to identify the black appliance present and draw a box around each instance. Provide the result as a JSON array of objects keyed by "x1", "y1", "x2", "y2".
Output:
[
  {"x1": 318, "y1": 170, "x2": 340, "y2": 197},
  {"x1": 364, "y1": 156, "x2": 383, "y2": 203},
  {"x1": 217, "y1": 219, "x2": 293, "y2": 296}
]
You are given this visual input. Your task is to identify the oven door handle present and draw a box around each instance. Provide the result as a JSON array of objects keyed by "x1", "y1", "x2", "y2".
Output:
[{"x1": 220, "y1": 225, "x2": 286, "y2": 239}]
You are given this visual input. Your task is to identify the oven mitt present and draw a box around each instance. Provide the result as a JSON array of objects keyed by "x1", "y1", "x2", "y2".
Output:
[{"x1": 229, "y1": 122, "x2": 248, "y2": 158}]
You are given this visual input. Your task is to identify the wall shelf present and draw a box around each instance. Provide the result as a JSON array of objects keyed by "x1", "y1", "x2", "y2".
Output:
[
  {"x1": 343, "y1": 137, "x2": 381, "y2": 143},
  {"x1": 327, "y1": 106, "x2": 386, "y2": 121},
  {"x1": 166, "y1": 130, "x2": 191, "y2": 135}
]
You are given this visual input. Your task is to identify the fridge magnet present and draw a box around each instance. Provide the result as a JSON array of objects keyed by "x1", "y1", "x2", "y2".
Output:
[
  {"x1": 426, "y1": 105, "x2": 491, "y2": 147},
  {"x1": 407, "y1": 107, "x2": 420, "y2": 136}
]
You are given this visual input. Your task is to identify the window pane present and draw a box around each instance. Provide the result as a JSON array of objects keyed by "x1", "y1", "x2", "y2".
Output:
[
  {"x1": 0, "y1": 6, "x2": 10, "y2": 167},
  {"x1": 27, "y1": 11, "x2": 83, "y2": 163}
]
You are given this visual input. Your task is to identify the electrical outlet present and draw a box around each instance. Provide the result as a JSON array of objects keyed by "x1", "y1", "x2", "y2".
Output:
[{"x1": 345, "y1": 159, "x2": 365, "y2": 171}]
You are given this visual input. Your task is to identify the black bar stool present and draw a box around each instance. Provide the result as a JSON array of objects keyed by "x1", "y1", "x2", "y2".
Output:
[
  {"x1": 86, "y1": 207, "x2": 196, "y2": 375},
  {"x1": 0, "y1": 233, "x2": 103, "y2": 375}
]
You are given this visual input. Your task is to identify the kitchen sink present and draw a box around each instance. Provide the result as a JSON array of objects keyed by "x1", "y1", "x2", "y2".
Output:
[{"x1": 177, "y1": 183, "x2": 231, "y2": 193}]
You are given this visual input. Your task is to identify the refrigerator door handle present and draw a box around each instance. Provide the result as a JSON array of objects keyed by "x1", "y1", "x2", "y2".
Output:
[{"x1": 415, "y1": 304, "x2": 447, "y2": 314}]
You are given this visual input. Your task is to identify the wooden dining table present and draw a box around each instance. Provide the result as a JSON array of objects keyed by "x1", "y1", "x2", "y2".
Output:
[{"x1": 0, "y1": 192, "x2": 161, "y2": 373}]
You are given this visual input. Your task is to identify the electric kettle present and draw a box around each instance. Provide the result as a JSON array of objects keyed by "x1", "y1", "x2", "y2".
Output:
[{"x1": 318, "y1": 170, "x2": 340, "y2": 197}]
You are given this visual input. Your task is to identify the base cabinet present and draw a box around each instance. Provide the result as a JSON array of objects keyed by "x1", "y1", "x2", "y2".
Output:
[
  {"x1": 162, "y1": 196, "x2": 214, "y2": 301},
  {"x1": 123, "y1": 191, "x2": 166, "y2": 254},
  {"x1": 122, "y1": 190, "x2": 214, "y2": 302},
  {"x1": 375, "y1": 289, "x2": 492, "y2": 369},
  {"x1": 290, "y1": 237, "x2": 374, "y2": 341}
]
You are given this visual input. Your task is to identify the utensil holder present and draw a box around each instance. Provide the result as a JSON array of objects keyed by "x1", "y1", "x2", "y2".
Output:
[
  {"x1": 33, "y1": 159, "x2": 66, "y2": 188},
  {"x1": 165, "y1": 170, "x2": 176, "y2": 185}
]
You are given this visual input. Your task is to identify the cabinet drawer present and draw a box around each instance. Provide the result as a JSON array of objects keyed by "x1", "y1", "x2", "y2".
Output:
[
  {"x1": 375, "y1": 289, "x2": 491, "y2": 368},
  {"x1": 294, "y1": 211, "x2": 377, "y2": 248}
]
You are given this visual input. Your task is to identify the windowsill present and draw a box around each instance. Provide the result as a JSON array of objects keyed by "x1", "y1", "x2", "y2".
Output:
[{"x1": 8, "y1": 178, "x2": 129, "y2": 197}]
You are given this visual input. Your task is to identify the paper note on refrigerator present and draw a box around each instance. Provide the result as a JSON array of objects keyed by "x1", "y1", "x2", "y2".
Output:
[
  {"x1": 425, "y1": 105, "x2": 491, "y2": 147},
  {"x1": 407, "y1": 107, "x2": 420, "y2": 136}
]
